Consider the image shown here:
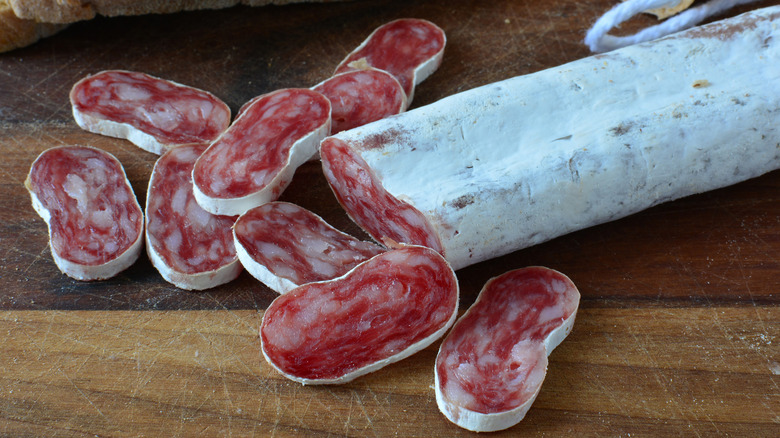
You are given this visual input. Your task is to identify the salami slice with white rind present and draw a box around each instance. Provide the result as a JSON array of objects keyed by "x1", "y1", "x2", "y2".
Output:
[
  {"x1": 435, "y1": 267, "x2": 580, "y2": 432},
  {"x1": 312, "y1": 67, "x2": 407, "y2": 134},
  {"x1": 146, "y1": 143, "x2": 241, "y2": 290},
  {"x1": 322, "y1": 7, "x2": 780, "y2": 270},
  {"x1": 70, "y1": 70, "x2": 231, "y2": 155},
  {"x1": 192, "y1": 88, "x2": 331, "y2": 216},
  {"x1": 334, "y1": 18, "x2": 445, "y2": 103},
  {"x1": 25, "y1": 145, "x2": 144, "y2": 280},
  {"x1": 233, "y1": 202, "x2": 384, "y2": 294},
  {"x1": 260, "y1": 244, "x2": 458, "y2": 384}
]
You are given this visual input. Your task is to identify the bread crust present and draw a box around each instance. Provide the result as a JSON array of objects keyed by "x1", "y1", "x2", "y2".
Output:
[
  {"x1": 0, "y1": 0, "x2": 66, "y2": 52},
  {"x1": 8, "y1": 0, "x2": 342, "y2": 23}
]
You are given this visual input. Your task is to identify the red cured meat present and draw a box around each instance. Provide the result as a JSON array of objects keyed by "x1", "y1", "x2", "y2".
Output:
[
  {"x1": 233, "y1": 202, "x2": 384, "y2": 294},
  {"x1": 261, "y1": 245, "x2": 458, "y2": 384},
  {"x1": 312, "y1": 68, "x2": 407, "y2": 134},
  {"x1": 192, "y1": 88, "x2": 331, "y2": 216},
  {"x1": 335, "y1": 18, "x2": 445, "y2": 103},
  {"x1": 435, "y1": 267, "x2": 580, "y2": 432},
  {"x1": 70, "y1": 70, "x2": 231, "y2": 155},
  {"x1": 25, "y1": 145, "x2": 144, "y2": 280},
  {"x1": 146, "y1": 143, "x2": 241, "y2": 290},
  {"x1": 320, "y1": 137, "x2": 443, "y2": 254}
]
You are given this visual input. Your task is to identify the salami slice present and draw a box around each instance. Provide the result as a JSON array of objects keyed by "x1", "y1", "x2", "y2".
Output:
[
  {"x1": 70, "y1": 70, "x2": 231, "y2": 155},
  {"x1": 312, "y1": 67, "x2": 407, "y2": 134},
  {"x1": 146, "y1": 143, "x2": 241, "y2": 290},
  {"x1": 260, "y1": 245, "x2": 458, "y2": 384},
  {"x1": 435, "y1": 267, "x2": 580, "y2": 432},
  {"x1": 322, "y1": 7, "x2": 780, "y2": 270},
  {"x1": 192, "y1": 88, "x2": 331, "y2": 216},
  {"x1": 334, "y1": 18, "x2": 446, "y2": 103},
  {"x1": 24, "y1": 145, "x2": 144, "y2": 280},
  {"x1": 233, "y1": 202, "x2": 384, "y2": 294}
]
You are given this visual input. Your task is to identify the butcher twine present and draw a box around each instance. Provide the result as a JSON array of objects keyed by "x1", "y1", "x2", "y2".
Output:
[{"x1": 585, "y1": 0, "x2": 762, "y2": 53}]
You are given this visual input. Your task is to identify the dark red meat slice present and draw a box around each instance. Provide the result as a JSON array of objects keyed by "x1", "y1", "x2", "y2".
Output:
[
  {"x1": 233, "y1": 202, "x2": 384, "y2": 293},
  {"x1": 146, "y1": 143, "x2": 241, "y2": 290},
  {"x1": 261, "y1": 245, "x2": 458, "y2": 384}
]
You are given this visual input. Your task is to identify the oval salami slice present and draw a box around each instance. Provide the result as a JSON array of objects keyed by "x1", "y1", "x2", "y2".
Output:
[
  {"x1": 70, "y1": 70, "x2": 231, "y2": 155},
  {"x1": 321, "y1": 7, "x2": 780, "y2": 271},
  {"x1": 146, "y1": 143, "x2": 241, "y2": 290},
  {"x1": 334, "y1": 18, "x2": 446, "y2": 103},
  {"x1": 24, "y1": 145, "x2": 144, "y2": 281},
  {"x1": 192, "y1": 88, "x2": 331, "y2": 216},
  {"x1": 234, "y1": 202, "x2": 384, "y2": 294},
  {"x1": 435, "y1": 267, "x2": 580, "y2": 432},
  {"x1": 261, "y1": 245, "x2": 458, "y2": 384},
  {"x1": 312, "y1": 67, "x2": 407, "y2": 134}
]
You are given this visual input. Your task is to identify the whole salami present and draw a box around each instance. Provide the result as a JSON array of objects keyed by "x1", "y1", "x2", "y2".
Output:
[
  {"x1": 260, "y1": 244, "x2": 458, "y2": 384},
  {"x1": 146, "y1": 143, "x2": 241, "y2": 290},
  {"x1": 334, "y1": 18, "x2": 446, "y2": 103},
  {"x1": 70, "y1": 70, "x2": 231, "y2": 155},
  {"x1": 192, "y1": 88, "x2": 331, "y2": 216},
  {"x1": 25, "y1": 145, "x2": 144, "y2": 280},
  {"x1": 321, "y1": 7, "x2": 780, "y2": 270},
  {"x1": 435, "y1": 267, "x2": 580, "y2": 432},
  {"x1": 233, "y1": 202, "x2": 384, "y2": 294}
]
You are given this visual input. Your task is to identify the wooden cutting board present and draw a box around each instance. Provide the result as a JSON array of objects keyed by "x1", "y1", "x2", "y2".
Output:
[{"x1": 1, "y1": 0, "x2": 779, "y2": 436}]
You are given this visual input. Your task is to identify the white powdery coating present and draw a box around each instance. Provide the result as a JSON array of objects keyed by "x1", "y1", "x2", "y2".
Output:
[{"x1": 330, "y1": 7, "x2": 780, "y2": 270}]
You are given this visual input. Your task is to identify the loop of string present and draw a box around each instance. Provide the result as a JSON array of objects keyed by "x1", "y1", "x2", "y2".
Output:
[{"x1": 585, "y1": 0, "x2": 762, "y2": 53}]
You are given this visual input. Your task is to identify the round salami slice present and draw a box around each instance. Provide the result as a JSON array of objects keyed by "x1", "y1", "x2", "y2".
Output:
[
  {"x1": 70, "y1": 70, "x2": 231, "y2": 155},
  {"x1": 24, "y1": 145, "x2": 144, "y2": 281},
  {"x1": 146, "y1": 143, "x2": 241, "y2": 290},
  {"x1": 312, "y1": 67, "x2": 407, "y2": 134},
  {"x1": 434, "y1": 267, "x2": 580, "y2": 432},
  {"x1": 334, "y1": 18, "x2": 446, "y2": 103},
  {"x1": 192, "y1": 88, "x2": 331, "y2": 216},
  {"x1": 233, "y1": 202, "x2": 384, "y2": 294},
  {"x1": 261, "y1": 245, "x2": 458, "y2": 385}
]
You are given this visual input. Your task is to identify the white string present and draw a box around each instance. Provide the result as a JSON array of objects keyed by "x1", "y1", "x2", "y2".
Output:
[{"x1": 585, "y1": 0, "x2": 763, "y2": 53}]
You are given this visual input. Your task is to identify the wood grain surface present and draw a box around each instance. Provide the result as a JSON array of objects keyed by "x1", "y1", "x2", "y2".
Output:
[{"x1": 1, "y1": 0, "x2": 779, "y2": 436}]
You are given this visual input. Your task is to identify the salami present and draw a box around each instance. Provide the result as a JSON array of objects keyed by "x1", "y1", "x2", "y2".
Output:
[
  {"x1": 435, "y1": 267, "x2": 580, "y2": 432},
  {"x1": 260, "y1": 245, "x2": 458, "y2": 384},
  {"x1": 70, "y1": 70, "x2": 231, "y2": 155},
  {"x1": 192, "y1": 88, "x2": 331, "y2": 216},
  {"x1": 322, "y1": 7, "x2": 780, "y2": 271},
  {"x1": 233, "y1": 202, "x2": 384, "y2": 294},
  {"x1": 24, "y1": 145, "x2": 144, "y2": 280},
  {"x1": 312, "y1": 67, "x2": 407, "y2": 134},
  {"x1": 334, "y1": 18, "x2": 446, "y2": 103},
  {"x1": 146, "y1": 143, "x2": 241, "y2": 290}
]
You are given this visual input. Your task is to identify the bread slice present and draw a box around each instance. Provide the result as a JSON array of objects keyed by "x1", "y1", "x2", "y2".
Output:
[
  {"x1": 0, "y1": 0, "x2": 66, "y2": 52},
  {"x1": 8, "y1": 0, "x2": 342, "y2": 23}
]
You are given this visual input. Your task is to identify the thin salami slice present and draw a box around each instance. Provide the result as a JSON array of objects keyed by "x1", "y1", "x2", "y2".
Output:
[
  {"x1": 261, "y1": 245, "x2": 458, "y2": 384},
  {"x1": 70, "y1": 70, "x2": 231, "y2": 155},
  {"x1": 24, "y1": 145, "x2": 144, "y2": 281},
  {"x1": 146, "y1": 143, "x2": 241, "y2": 290},
  {"x1": 321, "y1": 7, "x2": 780, "y2": 271},
  {"x1": 435, "y1": 267, "x2": 580, "y2": 432},
  {"x1": 312, "y1": 67, "x2": 407, "y2": 134},
  {"x1": 192, "y1": 88, "x2": 331, "y2": 216},
  {"x1": 233, "y1": 202, "x2": 384, "y2": 294},
  {"x1": 334, "y1": 18, "x2": 445, "y2": 103}
]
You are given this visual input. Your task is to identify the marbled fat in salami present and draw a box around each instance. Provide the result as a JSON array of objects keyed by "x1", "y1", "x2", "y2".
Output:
[
  {"x1": 192, "y1": 88, "x2": 331, "y2": 216},
  {"x1": 25, "y1": 145, "x2": 144, "y2": 280},
  {"x1": 146, "y1": 143, "x2": 241, "y2": 290},
  {"x1": 261, "y1": 245, "x2": 458, "y2": 384},
  {"x1": 334, "y1": 18, "x2": 445, "y2": 103},
  {"x1": 233, "y1": 202, "x2": 384, "y2": 294},
  {"x1": 312, "y1": 68, "x2": 407, "y2": 134},
  {"x1": 435, "y1": 267, "x2": 580, "y2": 432},
  {"x1": 70, "y1": 70, "x2": 231, "y2": 155}
]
